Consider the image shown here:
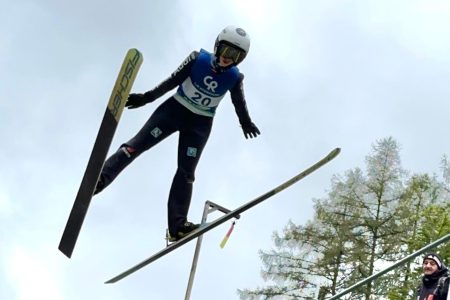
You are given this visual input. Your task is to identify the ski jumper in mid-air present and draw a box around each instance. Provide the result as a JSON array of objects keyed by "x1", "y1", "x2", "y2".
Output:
[{"x1": 94, "y1": 25, "x2": 260, "y2": 241}]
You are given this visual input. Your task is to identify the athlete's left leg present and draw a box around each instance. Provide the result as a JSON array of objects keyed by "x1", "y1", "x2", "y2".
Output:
[{"x1": 167, "y1": 116, "x2": 213, "y2": 238}]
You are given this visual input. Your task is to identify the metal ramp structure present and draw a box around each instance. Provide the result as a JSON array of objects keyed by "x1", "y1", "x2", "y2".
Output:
[{"x1": 184, "y1": 200, "x2": 241, "y2": 300}]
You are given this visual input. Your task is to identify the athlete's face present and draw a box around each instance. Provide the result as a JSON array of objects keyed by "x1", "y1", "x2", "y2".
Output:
[
  {"x1": 218, "y1": 56, "x2": 234, "y2": 67},
  {"x1": 423, "y1": 259, "x2": 439, "y2": 275}
]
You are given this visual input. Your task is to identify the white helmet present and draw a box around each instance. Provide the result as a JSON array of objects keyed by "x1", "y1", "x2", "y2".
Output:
[{"x1": 214, "y1": 26, "x2": 250, "y2": 65}]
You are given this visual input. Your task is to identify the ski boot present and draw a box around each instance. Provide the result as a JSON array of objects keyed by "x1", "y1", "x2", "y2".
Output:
[{"x1": 166, "y1": 221, "x2": 200, "y2": 243}]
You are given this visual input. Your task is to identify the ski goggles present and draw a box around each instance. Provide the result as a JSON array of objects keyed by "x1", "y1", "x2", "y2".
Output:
[{"x1": 216, "y1": 43, "x2": 246, "y2": 64}]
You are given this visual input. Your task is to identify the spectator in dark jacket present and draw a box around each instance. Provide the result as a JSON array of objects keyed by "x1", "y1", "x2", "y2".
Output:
[{"x1": 417, "y1": 252, "x2": 449, "y2": 300}]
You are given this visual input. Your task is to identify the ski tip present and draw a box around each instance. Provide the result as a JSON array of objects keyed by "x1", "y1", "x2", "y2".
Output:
[
  {"x1": 328, "y1": 147, "x2": 341, "y2": 159},
  {"x1": 127, "y1": 48, "x2": 143, "y2": 58}
]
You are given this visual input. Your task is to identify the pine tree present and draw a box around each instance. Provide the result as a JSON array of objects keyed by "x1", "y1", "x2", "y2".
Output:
[{"x1": 238, "y1": 138, "x2": 450, "y2": 300}]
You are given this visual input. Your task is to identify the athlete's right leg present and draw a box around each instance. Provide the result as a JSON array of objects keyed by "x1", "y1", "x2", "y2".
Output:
[{"x1": 94, "y1": 99, "x2": 178, "y2": 194}]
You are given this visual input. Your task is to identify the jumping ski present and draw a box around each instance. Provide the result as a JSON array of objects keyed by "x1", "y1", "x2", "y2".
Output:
[
  {"x1": 58, "y1": 48, "x2": 143, "y2": 258},
  {"x1": 105, "y1": 147, "x2": 341, "y2": 284}
]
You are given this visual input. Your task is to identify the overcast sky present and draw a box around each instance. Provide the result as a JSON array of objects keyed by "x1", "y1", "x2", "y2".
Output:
[{"x1": 1, "y1": 0, "x2": 450, "y2": 299}]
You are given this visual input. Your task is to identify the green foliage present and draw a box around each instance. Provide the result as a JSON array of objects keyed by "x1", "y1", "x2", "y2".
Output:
[{"x1": 239, "y1": 138, "x2": 450, "y2": 300}]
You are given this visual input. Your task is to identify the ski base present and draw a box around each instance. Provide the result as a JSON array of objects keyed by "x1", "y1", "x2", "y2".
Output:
[{"x1": 58, "y1": 49, "x2": 143, "y2": 258}]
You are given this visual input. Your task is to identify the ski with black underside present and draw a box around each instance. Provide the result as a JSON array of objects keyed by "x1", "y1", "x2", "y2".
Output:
[
  {"x1": 105, "y1": 147, "x2": 341, "y2": 284},
  {"x1": 58, "y1": 49, "x2": 143, "y2": 258}
]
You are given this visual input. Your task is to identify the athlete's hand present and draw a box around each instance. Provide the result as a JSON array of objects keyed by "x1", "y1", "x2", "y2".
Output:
[
  {"x1": 126, "y1": 93, "x2": 148, "y2": 109},
  {"x1": 242, "y1": 122, "x2": 260, "y2": 139}
]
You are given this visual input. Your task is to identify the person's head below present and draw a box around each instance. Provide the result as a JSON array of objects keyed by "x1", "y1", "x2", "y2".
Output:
[
  {"x1": 423, "y1": 252, "x2": 446, "y2": 276},
  {"x1": 214, "y1": 26, "x2": 250, "y2": 68}
]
